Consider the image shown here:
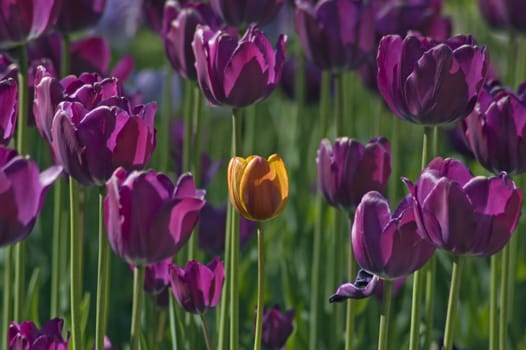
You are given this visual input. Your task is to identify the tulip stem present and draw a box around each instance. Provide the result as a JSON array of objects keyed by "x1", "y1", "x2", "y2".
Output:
[
  {"x1": 183, "y1": 79, "x2": 193, "y2": 173},
  {"x1": 96, "y1": 191, "x2": 110, "y2": 350},
  {"x1": 423, "y1": 255, "x2": 436, "y2": 350},
  {"x1": 131, "y1": 265, "x2": 145, "y2": 350},
  {"x1": 2, "y1": 245, "x2": 13, "y2": 348},
  {"x1": 69, "y1": 179, "x2": 82, "y2": 350},
  {"x1": 442, "y1": 255, "x2": 465, "y2": 350},
  {"x1": 378, "y1": 279, "x2": 393, "y2": 350},
  {"x1": 309, "y1": 197, "x2": 323, "y2": 350},
  {"x1": 335, "y1": 73, "x2": 344, "y2": 137},
  {"x1": 159, "y1": 64, "x2": 172, "y2": 172},
  {"x1": 217, "y1": 203, "x2": 232, "y2": 350},
  {"x1": 345, "y1": 212, "x2": 356, "y2": 350},
  {"x1": 489, "y1": 254, "x2": 498, "y2": 350},
  {"x1": 200, "y1": 314, "x2": 212, "y2": 350},
  {"x1": 50, "y1": 178, "x2": 64, "y2": 318},
  {"x1": 254, "y1": 222, "x2": 265, "y2": 350},
  {"x1": 499, "y1": 245, "x2": 510, "y2": 350}
]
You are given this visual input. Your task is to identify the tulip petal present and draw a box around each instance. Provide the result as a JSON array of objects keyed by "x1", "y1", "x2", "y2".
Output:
[{"x1": 329, "y1": 269, "x2": 379, "y2": 302}]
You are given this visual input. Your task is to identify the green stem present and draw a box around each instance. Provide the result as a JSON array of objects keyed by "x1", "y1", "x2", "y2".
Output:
[
  {"x1": 50, "y1": 178, "x2": 64, "y2": 318},
  {"x1": 499, "y1": 245, "x2": 510, "y2": 350},
  {"x1": 330, "y1": 211, "x2": 343, "y2": 350},
  {"x1": 217, "y1": 202, "x2": 232, "y2": 350},
  {"x1": 320, "y1": 72, "x2": 332, "y2": 136},
  {"x1": 95, "y1": 191, "x2": 110, "y2": 350},
  {"x1": 423, "y1": 255, "x2": 436, "y2": 350},
  {"x1": 489, "y1": 254, "x2": 498, "y2": 350},
  {"x1": 378, "y1": 280, "x2": 393, "y2": 350},
  {"x1": 183, "y1": 80, "x2": 193, "y2": 173},
  {"x1": 69, "y1": 179, "x2": 82, "y2": 350},
  {"x1": 159, "y1": 65, "x2": 173, "y2": 172},
  {"x1": 254, "y1": 222, "x2": 265, "y2": 350},
  {"x1": 169, "y1": 296, "x2": 179, "y2": 350},
  {"x1": 309, "y1": 198, "x2": 323, "y2": 350},
  {"x1": 2, "y1": 246, "x2": 13, "y2": 348},
  {"x1": 409, "y1": 126, "x2": 432, "y2": 350},
  {"x1": 388, "y1": 116, "x2": 400, "y2": 202},
  {"x1": 200, "y1": 314, "x2": 212, "y2": 350},
  {"x1": 131, "y1": 265, "x2": 146, "y2": 350},
  {"x1": 335, "y1": 73, "x2": 344, "y2": 137},
  {"x1": 442, "y1": 256, "x2": 465, "y2": 350},
  {"x1": 192, "y1": 85, "x2": 202, "y2": 186},
  {"x1": 345, "y1": 211, "x2": 356, "y2": 350}
]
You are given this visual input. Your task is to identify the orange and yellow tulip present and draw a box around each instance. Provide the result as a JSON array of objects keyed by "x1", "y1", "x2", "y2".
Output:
[{"x1": 228, "y1": 154, "x2": 288, "y2": 221}]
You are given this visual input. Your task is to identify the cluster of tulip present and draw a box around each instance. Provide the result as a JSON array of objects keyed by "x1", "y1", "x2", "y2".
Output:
[{"x1": 1, "y1": 0, "x2": 526, "y2": 349}]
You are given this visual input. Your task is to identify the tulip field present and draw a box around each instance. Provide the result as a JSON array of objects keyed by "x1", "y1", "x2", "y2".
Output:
[{"x1": 3, "y1": 0, "x2": 526, "y2": 349}]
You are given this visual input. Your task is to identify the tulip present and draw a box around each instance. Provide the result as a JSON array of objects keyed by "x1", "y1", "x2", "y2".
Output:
[
  {"x1": 104, "y1": 168, "x2": 206, "y2": 265},
  {"x1": 162, "y1": 0, "x2": 220, "y2": 80},
  {"x1": 209, "y1": 0, "x2": 285, "y2": 27},
  {"x1": 463, "y1": 80, "x2": 526, "y2": 174},
  {"x1": 0, "y1": 146, "x2": 62, "y2": 247},
  {"x1": 143, "y1": 0, "x2": 166, "y2": 33},
  {"x1": 404, "y1": 157, "x2": 523, "y2": 256},
  {"x1": 56, "y1": 0, "x2": 107, "y2": 33},
  {"x1": 228, "y1": 154, "x2": 288, "y2": 221},
  {"x1": 33, "y1": 67, "x2": 156, "y2": 186},
  {"x1": 169, "y1": 257, "x2": 225, "y2": 314},
  {"x1": 316, "y1": 137, "x2": 391, "y2": 210},
  {"x1": 0, "y1": 76, "x2": 17, "y2": 144},
  {"x1": 143, "y1": 258, "x2": 171, "y2": 294},
  {"x1": 352, "y1": 192, "x2": 435, "y2": 279},
  {"x1": 294, "y1": 0, "x2": 375, "y2": 71},
  {"x1": 377, "y1": 33, "x2": 489, "y2": 125},
  {"x1": 329, "y1": 269, "x2": 379, "y2": 302},
  {"x1": 8, "y1": 318, "x2": 69, "y2": 350},
  {"x1": 260, "y1": 305, "x2": 294, "y2": 350},
  {"x1": 192, "y1": 24, "x2": 286, "y2": 107},
  {"x1": 478, "y1": 0, "x2": 526, "y2": 31},
  {"x1": 0, "y1": 0, "x2": 63, "y2": 47}
]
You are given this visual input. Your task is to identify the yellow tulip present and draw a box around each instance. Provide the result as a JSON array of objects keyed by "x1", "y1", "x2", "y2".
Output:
[{"x1": 228, "y1": 154, "x2": 289, "y2": 221}]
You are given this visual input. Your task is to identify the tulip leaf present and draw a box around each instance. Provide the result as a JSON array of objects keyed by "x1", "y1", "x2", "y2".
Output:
[{"x1": 24, "y1": 267, "x2": 41, "y2": 325}]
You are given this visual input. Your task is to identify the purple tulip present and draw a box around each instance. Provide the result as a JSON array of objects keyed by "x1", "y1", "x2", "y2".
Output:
[
  {"x1": 8, "y1": 318, "x2": 69, "y2": 350},
  {"x1": 352, "y1": 192, "x2": 435, "y2": 279},
  {"x1": 0, "y1": 0, "x2": 63, "y2": 47},
  {"x1": 105, "y1": 168, "x2": 206, "y2": 265},
  {"x1": 57, "y1": 0, "x2": 106, "y2": 33},
  {"x1": 377, "y1": 33, "x2": 489, "y2": 125},
  {"x1": 169, "y1": 257, "x2": 224, "y2": 314},
  {"x1": 143, "y1": 258, "x2": 171, "y2": 294},
  {"x1": 404, "y1": 157, "x2": 523, "y2": 256},
  {"x1": 33, "y1": 67, "x2": 156, "y2": 186},
  {"x1": 192, "y1": 24, "x2": 286, "y2": 107},
  {"x1": 317, "y1": 137, "x2": 391, "y2": 210},
  {"x1": 143, "y1": 0, "x2": 167, "y2": 33},
  {"x1": 162, "y1": 0, "x2": 221, "y2": 81},
  {"x1": 198, "y1": 202, "x2": 257, "y2": 255},
  {"x1": 0, "y1": 146, "x2": 62, "y2": 247},
  {"x1": 0, "y1": 75, "x2": 17, "y2": 144},
  {"x1": 260, "y1": 305, "x2": 294, "y2": 350},
  {"x1": 294, "y1": 0, "x2": 375, "y2": 71},
  {"x1": 329, "y1": 269, "x2": 379, "y2": 302},
  {"x1": 209, "y1": 0, "x2": 285, "y2": 27},
  {"x1": 479, "y1": 0, "x2": 526, "y2": 31},
  {"x1": 280, "y1": 57, "x2": 322, "y2": 104},
  {"x1": 463, "y1": 80, "x2": 526, "y2": 174}
]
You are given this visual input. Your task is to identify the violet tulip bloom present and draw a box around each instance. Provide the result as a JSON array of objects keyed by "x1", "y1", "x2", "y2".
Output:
[
  {"x1": 0, "y1": 146, "x2": 62, "y2": 247},
  {"x1": 0, "y1": 0, "x2": 63, "y2": 47},
  {"x1": 404, "y1": 157, "x2": 523, "y2": 256},
  {"x1": 105, "y1": 168, "x2": 206, "y2": 265},
  {"x1": 329, "y1": 269, "x2": 379, "y2": 302},
  {"x1": 169, "y1": 257, "x2": 224, "y2": 314},
  {"x1": 8, "y1": 318, "x2": 69, "y2": 350},
  {"x1": 209, "y1": 0, "x2": 285, "y2": 27},
  {"x1": 56, "y1": 0, "x2": 107, "y2": 33},
  {"x1": 294, "y1": 0, "x2": 375, "y2": 71},
  {"x1": 162, "y1": 0, "x2": 220, "y2": 81},
  {"x1": 463, "y1": 81, "x2": 526, "y2": 174},
  {"x1": 261, "y1": 305, "x2": 294, "y2": 350},
  {"x1": 33, "y1": 67, "x2": 156, "y2": 186},
  {"x1": 0, "y1": 75, "x2": 16, "y2": 144},
  {"x1": 352, "y1": 192, "x2": 435, "y2": 279},
  {"x1": 317, "y1": 137, "x2": 391, "y2": 210},
  {"x1": 143, "y1": 258, "x2": 171, "y2": 294},
  {"x1": 192, "y1": 24, "x2": 286, "y2": 107},
  {"x1": 377, "y1": 33, "x2": 489, "y2": 125},
  {"x1": 479, "y1": 0, "x2": 526, "y2": 31}
]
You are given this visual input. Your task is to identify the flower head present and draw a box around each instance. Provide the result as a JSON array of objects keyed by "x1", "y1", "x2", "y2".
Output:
[
  {"x1": 8, "y1": 318, "x2": 69, "y2": 350},
  {"x1": 260, "y1": 305, "x2": 294, "y2": 350},
  {"x1": 479, "y1": 0, "x2": 526, "y2": 31}
]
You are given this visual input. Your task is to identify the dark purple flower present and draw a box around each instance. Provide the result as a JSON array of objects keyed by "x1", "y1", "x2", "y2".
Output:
[
  {"x1": 294, "y1": 0, "x2": 375, "y2": 71},
  {"x1": 209, "y1": 0, "x2": 285, "y2": 27},
  {"x1": 404, "y1": 157, "x2": 523, "y2": 256},
  {"x1": 8, "y1": 318, "x2": 69, "y2": 350},
  {"x1": 352, "y1": 192, "x2": 434, "y2": 279},
  {"x1": 33, "y1": 67, "x2": 156, "y2": 186},
  {"x1": 192, "y1": 24, "x2": 286, "y2": 107},
  {"x1": 377, "y1": 33, "x2": 489, "y2": 125},
  {"x1": 144, "y1": 258, "x2": 171, "y2": 294},
  {"x1": 317, "y1": 137, "x2": 391, "y2": 210},
  {"x1": 329, "y1": 269, "x2": 379, "y2": 302},
  {"x1": 57, "y1": 0, "x2": 107, "y2": 33},
  {"x1": 445, "y1": 121, "x2": 474, "y2": 160},
  {"x1": 198, "y1": 202, "x2": 257, "y2": 255},
  {"x1": 105, "y1": 168, "x2": 206, "y2": 265},
  {"x1": 0, "y1": 0, "x2": 63, "y2": 47},
  {"x1": 280, "y1": 57, "x2": 322, "y2": 104},
  {"x1": 260, "y1": 305, "x2": 294, "y2": 350},
  {"x1": 479, "y1": 0, "x2": 526, "y2": 31},
  {"x1": 143, "y1": 0, "x2": 166, "y2": 33},
  {"x1": 169, "y1": 257, "x2": 224, "y2": 314},
  {"x1": 162, "y1": 0, "x2": 221, "y2": 81},
  {"x1": 463, "y1": 80, "x2": 526, "y2": 174},
  {"x1": 0, "y1": 146, "x2": 62, "y2": 248},
  {"x1": 0, "y1": 75, "x2": 17, "y2": 144}
]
